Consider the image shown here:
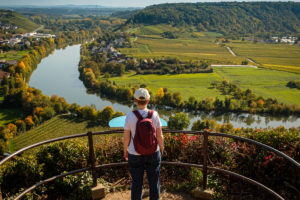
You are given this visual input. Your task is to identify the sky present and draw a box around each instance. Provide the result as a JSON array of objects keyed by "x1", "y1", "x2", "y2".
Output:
[{"x1": 0, "y1": 0, "x2": 299, "y2": 8}]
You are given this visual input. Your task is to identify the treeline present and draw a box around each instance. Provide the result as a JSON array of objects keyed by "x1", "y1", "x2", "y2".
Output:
[
  {"x1": 128, "y1": 2, "x2": 300, "y2": 36},
  {"x1": 30, "y1": 15, "x2": 124, "y2": 34},
  {"x1": 132, "y1": 58, "x2": 212, "y2": 75},
  {"x1": 287, "y1": 81, "x2": 300, "y2": 90}
]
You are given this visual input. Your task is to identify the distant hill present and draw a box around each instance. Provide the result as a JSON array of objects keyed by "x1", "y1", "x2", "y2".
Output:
[
  {"x1": 2, "y1": 6, "x2": 138, "y2": 17},
  {"x1": 128, "y1": 2, "x2": 300, "y2": 36},
  {"x1": 0, "y1": 9, "x2": 39, "y2": 32}
]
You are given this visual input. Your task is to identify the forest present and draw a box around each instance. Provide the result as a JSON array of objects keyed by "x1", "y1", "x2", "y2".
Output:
[{"x1": 128, "y1": 2, "x2": 300, "y2": 36}]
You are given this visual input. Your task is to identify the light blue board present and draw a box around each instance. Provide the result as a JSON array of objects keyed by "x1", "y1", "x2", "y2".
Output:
[{"x1": 109, "y1": 116, "x2": 168, "y2": 128}]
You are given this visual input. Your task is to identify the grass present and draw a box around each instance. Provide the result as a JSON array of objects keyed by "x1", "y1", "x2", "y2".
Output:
[
  {"x1": 0, "y1": 108, "x2": 23, "y2": 126},
  {"x1": 110, "y1": 67, "x2": 300, "y2": 106},
  {"x1": 213, "y1": 67, "x2": 300, "y2": 106},
  {"x1": 227, "y1": 41, "x2": 300, "y2": 73},
  {"x1": 10, "y1": 115, "x2": 109, "y2": 151},
  {"x1": 0, "y1": 50, "x2": 29, "y2": 61},
  {"x1": 109, "y1": 71, "x2": 224, "y2": 101}
]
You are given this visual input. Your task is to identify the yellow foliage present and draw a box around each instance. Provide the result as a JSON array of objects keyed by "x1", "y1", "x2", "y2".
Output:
[
  {"x1": 157, "y1": 88, "x2": 164, "y2": 98},
  {"x1": 24, "y1": 116, "x2": 35, "y2": 127},
  {"x1": 257, "y1": 99, "x2": 264, "y2": 108},
  {"x1": 7, "y1": 123, "x2": 17, "y2": 136},
  {"x1": 49, "y1": 38, "x2": 54, "y2": 43},
  {"x1": 18, "y1": 61, "x2": 26, "y2": 71},
  {"x1": 34, "y1": 107, "x2": 45, "y2": 116}
]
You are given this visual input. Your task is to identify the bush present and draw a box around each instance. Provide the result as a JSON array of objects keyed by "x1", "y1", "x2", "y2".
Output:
[{"x1": 168, "y1": 113, "x2": 190, "y2": 130}]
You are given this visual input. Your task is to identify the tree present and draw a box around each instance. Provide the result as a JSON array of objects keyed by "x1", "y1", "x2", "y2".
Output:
[
  {"x1": 172, "y1": 92, "x2": 182, "y2": 107},
  {"x1": 168, "y1": 113, "x2": 190, "y2": 130},
  {"x1": 21, "y1": 117, "x2": 32, "y2": 131},
  {"x1": 15, "y1": 120, "x2": 26, "y2": 132},
  {"x1": 7, "y1": 123, "x2": 17, "y2": 138},
  {"x1": 115, "y1": 63, "x2": 125, "y2": 76},
  {"x1": 43, "y1": 107, "x2": 56, "y2": 119},
  {"x1": 80, "y1": 106, "x2": 97, "y2": 120},
  {"x1": 157, "y1": 88, "x2": 164, "y2": 99},
  {"x1": 241, "y1": 60, "x2": 248, "y2": 65}
]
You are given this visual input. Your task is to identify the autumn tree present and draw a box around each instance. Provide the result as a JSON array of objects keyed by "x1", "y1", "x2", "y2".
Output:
[{"x1": 157, "y1": 88, "x2": 164, "y2": 99}]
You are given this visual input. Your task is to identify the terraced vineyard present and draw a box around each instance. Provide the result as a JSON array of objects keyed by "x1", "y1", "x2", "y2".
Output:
[
  {"x1": 10, "y1": 115, "x2": 108, "y2": 151},
  {"x1": 227, "y1": 41, "x2": 300, "y2": 73},
  {"x1": 121, "y1": 25, "x2": 244, "y2": 64}
]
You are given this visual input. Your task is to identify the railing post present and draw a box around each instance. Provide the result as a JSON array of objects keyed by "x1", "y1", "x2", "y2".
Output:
[
  {"x1": 88, "y1": 131, "x2": 97, "y2": 187},
  {"x1": 202, "y1": 131, "x2": 209, "y2": 190},
  {"x1": 0, "y1": 185, "x2": 2, "y2": 200}
]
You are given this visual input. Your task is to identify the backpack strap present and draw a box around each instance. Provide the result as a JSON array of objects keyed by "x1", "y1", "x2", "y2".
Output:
[
  {"x1": 133, "y1": 110, "x2": 143, "y2": 121},
  {"x1": 147, "y1": 110, "x2": 154, "y2": 119}
]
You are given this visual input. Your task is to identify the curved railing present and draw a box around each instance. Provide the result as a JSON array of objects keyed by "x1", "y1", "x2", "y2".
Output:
[{"x1": 0, "y1": 130, "x2": 299, "y2": 200}]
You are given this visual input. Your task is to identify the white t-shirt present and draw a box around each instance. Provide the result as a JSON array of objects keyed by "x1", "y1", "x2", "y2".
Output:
[{"x1": 124, "y1": 109, "x2": 161, "y2": 155}]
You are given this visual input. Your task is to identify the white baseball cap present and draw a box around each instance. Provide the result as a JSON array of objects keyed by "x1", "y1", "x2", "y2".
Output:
[{"x1": 134, "y1": 88, "x2": 150, "y2": 100}]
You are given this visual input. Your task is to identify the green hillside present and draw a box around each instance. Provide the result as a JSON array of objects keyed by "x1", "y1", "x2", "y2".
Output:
[
  {"x1": 128, "y1": 2, "x2": 300, "y2": 35},
  {"x1": 0, "y1": 9, "x2": 39, "y2": 32}
]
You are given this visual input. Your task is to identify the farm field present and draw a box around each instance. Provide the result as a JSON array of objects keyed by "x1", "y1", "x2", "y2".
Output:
[
  {"x1": 109, "y1": 67, "x2": 300, "y2": 106},
  {"x1": 121, "y1": 25, "x2": 245, "y2": 64},
  {"x1": 0, "y1": 108, "x2": 23, "y2": 126},
  {"x1": 227, "y1": 41, "x2": 300, "y2": 73},
  {"x1": 10, "y1": 115, "x2": 108, "y2": 151}
]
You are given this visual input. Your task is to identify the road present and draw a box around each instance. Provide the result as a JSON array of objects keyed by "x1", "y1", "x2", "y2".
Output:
[
  {"x1": 33, "y1": 25, "x2": 44, "y2": 32},
  {"x1": 226, "y1": 46, "x2": 236, "y2": 56}
]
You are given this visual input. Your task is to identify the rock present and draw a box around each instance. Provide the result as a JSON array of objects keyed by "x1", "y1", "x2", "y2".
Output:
[
  {"x1": 92, "y1": 184, "x2": 106, "y2": 200},
  {"x1": 193, "y1": 187, "x2": 214, "y2": 200}
]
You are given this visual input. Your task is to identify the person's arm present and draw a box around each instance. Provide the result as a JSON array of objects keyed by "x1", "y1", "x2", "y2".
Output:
[
  {"x1": 123, "y1": 129, "x2": 131, "y2": 161},
  {"x1": 156, "y1": 128, "x2": 164, "y2": 156}
]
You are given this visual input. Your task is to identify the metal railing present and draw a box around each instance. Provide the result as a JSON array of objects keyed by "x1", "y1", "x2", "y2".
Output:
[{"x1": 0, "y1": 130, "x2": 299, "y2": 200}]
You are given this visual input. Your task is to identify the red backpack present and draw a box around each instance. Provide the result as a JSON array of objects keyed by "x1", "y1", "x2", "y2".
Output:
[{"x1": 133, "y1": 110, "x2": 158, "y2": 155}]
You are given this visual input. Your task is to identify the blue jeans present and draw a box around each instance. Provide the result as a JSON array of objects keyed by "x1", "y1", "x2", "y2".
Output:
[{"x1": 128, "y1": 151, "x2": 161, "y2": 200}]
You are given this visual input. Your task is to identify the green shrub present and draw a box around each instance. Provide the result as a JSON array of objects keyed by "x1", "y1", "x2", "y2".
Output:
[{"x1": 168, "y1": 113, "x2": 190, "y2": 130}]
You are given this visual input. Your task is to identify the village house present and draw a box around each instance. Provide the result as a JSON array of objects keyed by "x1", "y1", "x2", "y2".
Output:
[
  {"x1": 6, "y1": 60, "x2": 17, "y2": 66},
  {"x1": 0, "y1": 40, "x2": 9, "y2": 45},
  {"x1": 271, "y1": 36, "x2": 297, "y2": 44},
  {"x1": 9, "y1": 38, "x2": 21, "y2": 46},
  {"x1": 107, "y1": 46, "x2": 116, "y2": 53}
]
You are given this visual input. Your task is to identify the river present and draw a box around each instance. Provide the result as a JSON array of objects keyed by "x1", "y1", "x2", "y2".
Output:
[{"x1": 29, "y1": 45, "x2": 300, "y2": 129}]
